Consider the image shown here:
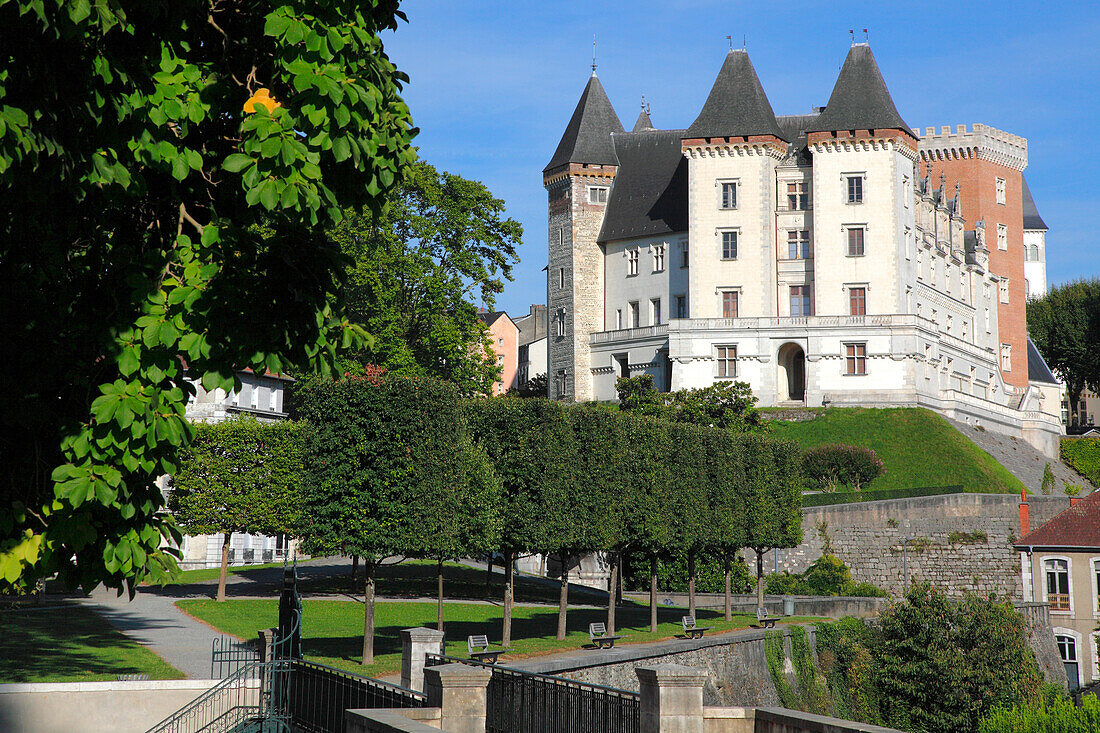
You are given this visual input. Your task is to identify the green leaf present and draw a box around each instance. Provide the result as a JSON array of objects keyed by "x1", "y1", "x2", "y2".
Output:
[
  {"x1": 259, "y1": 179, "x2": 277, "y2": 211},
  {"x1": 118, "y1": 346, "x2": 140, "y2": 377},
  {"x1": 222, "y1": 154, "x2": 253, "y2": 173},
  {"x1": 69, "y1": 0, "x2": 90, "y2": 24},
  {"x1": 332, "y1": 135, "x2": 350, "y2": 162},
  {"x1": 171, "y1": 154, "x2": 188, "y2": 181}
]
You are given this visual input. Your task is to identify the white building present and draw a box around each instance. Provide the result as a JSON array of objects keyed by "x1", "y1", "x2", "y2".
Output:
[
  {"x1": 544, "y1": 43, "x2": 1062, "y2": 457},
  {"x1": 514, "y1": 304, "x2": 548, "y2": 387},
  {"x1": 1023, "y1": 177, "x2": 1049, "y2": 300}
]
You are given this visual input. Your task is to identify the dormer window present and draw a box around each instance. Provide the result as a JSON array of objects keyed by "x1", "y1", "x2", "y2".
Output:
[{"x1": 588, "y1": 186, "x2": 609, "y2": 204}]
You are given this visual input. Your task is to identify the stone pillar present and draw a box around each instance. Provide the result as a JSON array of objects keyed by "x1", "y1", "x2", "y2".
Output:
[
  {"x1": 424, "y1": 663, "x2": 492, "y2": 733},
  {"x1": 636, "y1": 664, "x2": 708, "y2": 733},
  {"x1": 400, "y1": 627, "x2": 444, "y2": 693}
]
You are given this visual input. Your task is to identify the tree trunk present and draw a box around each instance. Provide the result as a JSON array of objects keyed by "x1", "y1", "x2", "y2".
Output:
[
  {"x1": 687, "y1": 551, "x2": 697, "y2": 619},
  {"x1": 755, "y1": 549, "x2": 765, "y2": 616},
  {"x1": 502, "y1": 551, "x2": 514, "y2": 647},
  {"x1": 216, "y1": 534, "x2": 231, "y2": 602},
  {"x1": 723, "y1": 558, "x2": 732, "y2": 622},
  {"x1": 362, "y1": 561, "x2": 376, "y2": 665},
  {"x1": 437, "y1": 559, "x2": 445, "y2": 633},
  {"x1": 485, "y1": 554, "x2": 493, "y2": 589},
  {"x1": 556, "y1": 556, "x2": 569, "y2": 641},
  {"x1": 649, "y1": 556, "x2": 658, "y2": 633},
  {"x1": 606, "y1": 552, "x2": 619, "y2": 636},
  {"x1": 350, "y1": 555, "x2": 359, "y2": 579}
]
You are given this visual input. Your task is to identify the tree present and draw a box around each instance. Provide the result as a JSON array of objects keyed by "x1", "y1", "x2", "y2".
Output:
[
  {"x1": 169, "y1": 417, "x2": 304, "y2": 601},
  {"x1": 616, "y1": 376, "x2": 766, "y2": 432},
  {"x1": 1028, "y1": 280, "x2": 1100, "y2": 422},
  {"x1": 293, "y1": 373, "x2": 494, "y2": 664},
  {"x1": 330, "y1": 160, "x2": 522, "y2": 395},
  {"x1": 509, "y1": 373, "x2": 548, "y2": 399},
  {"x1": 741, "y1": 435, "x2": 804, "y2": 612},
  {"x1": 0, "y1": 1, "x2": 416, "y2": 593}
]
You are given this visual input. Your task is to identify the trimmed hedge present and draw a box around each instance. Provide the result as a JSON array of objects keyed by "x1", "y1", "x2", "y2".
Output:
[
  {"x1": 801, "y1": 485, "x2": 966, "y2": 507},
  {"x1": 1061, "y1": 438, "x2": 1100, "y2": 486}
]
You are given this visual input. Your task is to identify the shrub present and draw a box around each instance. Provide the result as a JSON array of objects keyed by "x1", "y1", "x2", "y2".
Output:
[
  {"x1": 803, "y1": 444, "x2": 886, "y2": 491},
  {"x1": 844, "y1": 582, "x2": 888, "y2": 598},
  {"x1": 803, "y1": 555, "x2": 852, "y2": 595},
  {"x1": 1041, "y1": 462, "x2": 1056, "y2": 495},
  {"x1": 1061, "y1": 438, "x2": 1100, "y2": 485},
  {"x1": 979, "y1": 693, "x2": 1100, "y2": 732}
]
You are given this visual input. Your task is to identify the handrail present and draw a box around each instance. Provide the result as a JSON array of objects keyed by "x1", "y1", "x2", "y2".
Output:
[
  {"x1": 425, "y1": 653, "x2": 639, "y2": 699},
  {"x1": 293, "y1": 658, "x2": 427, "y2": 702},
  {"x1": 144, "y1": 661, "x2": 263, "y2": 733}
]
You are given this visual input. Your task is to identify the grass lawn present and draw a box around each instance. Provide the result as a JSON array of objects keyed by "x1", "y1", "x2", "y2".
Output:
[
  {"x1": 163, "y1": 561, "x2": 285, "y2": 585},
  {"x1": 0, "y1": 604, "x2": 185, "y2": 683},
  {"x1": 177, "y1": 598, "x2": 818, "y2": 678},
  {"x1": 766, "y1": 407, "x2": 1024, "y2": 493}
]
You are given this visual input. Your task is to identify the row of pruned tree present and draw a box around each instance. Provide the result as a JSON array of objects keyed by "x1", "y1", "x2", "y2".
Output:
[{"x1": 173, "y1": 374, "x2": 803, "y2": 664}]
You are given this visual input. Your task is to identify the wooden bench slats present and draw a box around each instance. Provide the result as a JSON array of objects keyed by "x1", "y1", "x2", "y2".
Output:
[{"x1": 588, "y1": 622, "x2": 624, "y2": 649}]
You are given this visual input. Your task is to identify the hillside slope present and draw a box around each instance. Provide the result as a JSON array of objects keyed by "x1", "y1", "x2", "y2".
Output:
[{"x1": 766, "y1": 407, "x2": 1025, "y2": 494}]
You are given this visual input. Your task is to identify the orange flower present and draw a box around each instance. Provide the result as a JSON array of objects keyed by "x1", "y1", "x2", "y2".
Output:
[{"x1": 244, "y1": 88, "x2": 282, "y2": 114}]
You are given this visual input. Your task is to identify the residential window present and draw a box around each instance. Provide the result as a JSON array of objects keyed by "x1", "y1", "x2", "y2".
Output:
[
  {"x1": 680, "y1": 242, "x2": 690, "y2": 268},
  {"x1": 653, "y1": 244, "x2": 665, "y2": 272},
  {"x1": 268, "y1": 386, "x2": 278, "y2": 412},
  {"x1": 999, "y1": 278, "x2": 1010, "y2": 304},
  {"x1": 1093, "y1": 559, "x2": 1100, "y2": 614},
  {"x1": 845, "y1": 343, "x2": 867, "y2": 375},
  {"x1": 651, "y1": 298, "x2": 662, "y2": 325},
  {"x1": 995, "y1": 177, "x2": 1006, "y2": 205},
  {"x1": 787, "y1": 230, "x2": 811, "y2": 259},
  {"x1": 249, "y1": 385, "x2": 258, "y2": 409},
  {"x1": 721, "y1": 230, "x2": 738, "y2": 260},
  {"x1": 1001, "y1": 343, "x2": 1011, "y2": 371},
  {"x1": 629, "y1": 301, "x2": 640, "y2": 328},
  {"x1": 721, "y1": 291, "x2": 739, "y2": 319},
  {"x1": 555, "y1": 369, "x2": 567, "y2": 398},
  {"x1": 627, "y1": 248, "x2": 638, "y2": 276},
  {"x1": 849, "y1": 287, "x2": 867, "y2": 316},
  {"x1": 997, "y1": 223, "x2": 1008, "y2": 250},
  {"x1": 720, "y1": 181, "x2": 738, "y2": 209},
  {"x1": 846, "y1": 175, "x2": 864, "y2": 204},
  {"x1": 847, "y1": 227, "x2": 866, "y2": 257},
  {"x1": 676, "y1": 295, "x2": 687, "y2": 319},
  {"x1": 588, "y1": 186, "x2": 608, "y2": 204},
  {"x1": 615, "y1": 309, "x2": 623, "y2": 330},
  {"x1": 790, "y1": 285, "x2": 810, "y2": 317},
  {"x1": 787, "y1": 182, "x2": 808, "y2": 210},
  {"x1": 716, "y1": 346, "x2": 737, "y2": 378},
  {"x1": 1045, "y1": 558, "x2": 1070, "y2": 611},
  {"x1": 497, "y1": 354, "x2": 504, "y2": 365}
]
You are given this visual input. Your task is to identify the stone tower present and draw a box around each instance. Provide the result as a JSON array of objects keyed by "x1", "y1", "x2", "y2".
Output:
[{"x1": 543, "y1": 72, "x2": 623, "y2": 401}]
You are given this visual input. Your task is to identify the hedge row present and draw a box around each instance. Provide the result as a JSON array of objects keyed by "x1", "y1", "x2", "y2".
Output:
[
  {"x1": 800, "y1": 485, "x2": 967, "y2": 507},
  {"x1": 1061, "y1": 438, "x2": 1100, "y2": 486}
]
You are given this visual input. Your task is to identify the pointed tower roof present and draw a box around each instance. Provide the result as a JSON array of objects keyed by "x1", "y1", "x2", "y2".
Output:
[
  {"x1": 1022, "y1": 177, "x2": 1048, "y2": 230},
  {"x1": 632, "y1": 108, "x2": 654, "y2": 132},
  {"x1": 685, "y1": 50, "x2": 785, "y2": 141},
  {"x1": 544, "y1": 74, "x2": 624, "y2": 173},
  {"x1": 808, "y1": 44, "x2": 914, "y2": 137}
]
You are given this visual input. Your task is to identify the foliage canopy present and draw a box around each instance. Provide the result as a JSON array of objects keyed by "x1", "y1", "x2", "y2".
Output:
[{"x1": 1028, "y1": 279, "x2": 1100, "y2": 415}]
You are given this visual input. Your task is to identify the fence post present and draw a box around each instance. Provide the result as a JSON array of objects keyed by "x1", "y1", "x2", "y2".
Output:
[
  {"x1": 400, "y1": 627, "x2": 445, "y2": 693},
  {"x1": 636, "y1": 664, "x2": 708, "y2": 733},
  {"x1": 424, "y1": 663, "x2": 492, "y2": 733}
]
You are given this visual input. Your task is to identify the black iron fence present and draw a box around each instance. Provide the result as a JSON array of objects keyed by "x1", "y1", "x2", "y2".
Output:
[
  {"x1": 210, "y1": 635, "x2": 260, "y2": 679},
  {"x1": 426, "y1": 653, "x2": 640, "y2": 733},
  {"x1": 287, "y1": 659, "x2": 427, "y2": 733}
]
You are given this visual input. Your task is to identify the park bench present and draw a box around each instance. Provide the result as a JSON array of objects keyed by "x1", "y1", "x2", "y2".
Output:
[
  {"x1": 467, "y1": 634, "x2": 508, "y2": 664},
  {"x1": 681, "y1": 616, "x2": 712, "y2": 639},
  {"x1": 588, "y1": 622, "x2": 624, "y2": 649},
  {"x1": 756, "y1": 608, "x2": 779, "y2": 629}
]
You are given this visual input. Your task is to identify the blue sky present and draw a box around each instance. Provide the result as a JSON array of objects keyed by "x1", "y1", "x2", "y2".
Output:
[{"x1": 382, "y1": 1, "x2": 1099, "y2": 316}]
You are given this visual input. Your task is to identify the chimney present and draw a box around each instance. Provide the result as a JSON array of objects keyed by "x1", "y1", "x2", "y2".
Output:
[
  {"x1": 1019, "y1": 489, "x2": 1029, "y2": 537},
  {"x1": 1070, "y1": 497, "x2": 1081, "y2": 506}
]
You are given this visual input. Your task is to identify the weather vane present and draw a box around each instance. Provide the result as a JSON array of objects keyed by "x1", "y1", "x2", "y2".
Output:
[{"x1": 592, "y1": 34, "x2": 597, "y2": 74}]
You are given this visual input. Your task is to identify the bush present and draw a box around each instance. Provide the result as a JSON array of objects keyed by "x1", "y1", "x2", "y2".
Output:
[
  {"x1": 803, "y1": 444, "x2": 885, "y2": 491},
  {"x1": 979, "y1": 693, "x2": 1100, "y2": 732},
  {"x1": 1061, "y1": 438, "x2": 1100, "y2": 485},
  {"x1": 1041, "y1": 462, "x2": 1056, "y2": 494},
  {"x1": 764, "y1": 555, "x2": 887, "y2": 597}
]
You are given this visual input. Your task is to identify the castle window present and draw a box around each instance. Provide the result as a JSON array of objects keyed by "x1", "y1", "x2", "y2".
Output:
[
  {"x1": 588, "y1": 186, "x2": 608, "y2": 204},
  {"x1": 651, "y1": 298, "x2": 662, "y2": 326},
  {"x1": 997, "y1": 224, "x2": 1008, "y2": 251},
  {"x1": 615, "y1": 309, "x2": 623, "y2": 330},
  {"x1": 999, "y1": 278, "x2": 1010, "y2": 304},
  {"x1": 1026, "y1": 244, "x2": 1039, "y2": 261},
  {"x1": 716, "y1": 346, "x2": 737, "y2": 378},
  {"x1": 555, "y1": 370, "x2": 567, "y2": 399},
  {"x1": 653, "y1": 244, "x2": 665, "y2": 272},
  {"x1": 629, "y1": 301, "x2": 640, "y2": 328},
  {"x1": 995, "y1": 177, "x2": 1006, "y2": 205},
  {"x1": 787, "y1": 230, "x2": 811, "y2": 259},
  {"x1": 846, "y1": 174, "x2": 864, "y2": 204},
  {"x1": 627, "y1": 248, "x2": 638, "y2": 276},
  {"x1": 790, "y1": 286, "x2": 811, "y2": 317},
  {"x1": 680, "y1": 242, "x2": 689, "y2": 268},
  {"x1": 720, "y1": 230, "x2": 738, "y2": 260},
  {"x1": 558, "y1": 268, "x2": 565, "y2": 288},
  {"x1": 555, "y1": 309, "x2": 566, "y2": 337},
  {"x1": 844, "y1": 343, "x2": 867, "y2": 375},
  {"x1": 846, "y1": 227, "x2": 866, "y2": 257},
  {"x1": 849, "y1": 287, "x2": 866, "y2": 316},
  {"x1": 721, "y1": 291, "x2": 739, "y2": 319},
  {"x1": 719, "y1": 180, "x2": 738, "y2": 209},
  {"x1": 787, "y1": 182, "x2": 809, "y2": 210},
  {"x1": 1001, "y1": 343, "x2": 1012, "y2": 372},
  {"x1": 676, "y1": 295, "x2": 687, "y2": 319}
]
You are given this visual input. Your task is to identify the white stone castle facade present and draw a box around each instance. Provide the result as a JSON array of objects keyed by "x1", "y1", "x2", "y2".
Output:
[{"x1": 544, "y1": 44, "x2": 1062, "y2": 456}]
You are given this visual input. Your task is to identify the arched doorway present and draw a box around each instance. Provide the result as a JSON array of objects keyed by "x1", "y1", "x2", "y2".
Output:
[{"x1": 777, "y1": 343, "x2": 805, "y2": 402}]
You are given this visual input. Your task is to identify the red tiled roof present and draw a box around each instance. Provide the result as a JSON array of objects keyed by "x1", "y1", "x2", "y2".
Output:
[{"x1": 1015, "y1": 491, "x2": 1100, "y2": 550}]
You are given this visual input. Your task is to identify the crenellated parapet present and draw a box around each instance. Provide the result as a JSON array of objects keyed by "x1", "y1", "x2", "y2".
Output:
[{"x1": 917, "y1": 123, "x2": 1028, "y2": 171}]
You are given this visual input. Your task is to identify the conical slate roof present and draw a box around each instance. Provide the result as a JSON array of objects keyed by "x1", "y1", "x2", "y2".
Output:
[
  {"x1": 808, "y1": 44, "x2": 913, "y2": 137},
  {"x1": 685, "y1": 50, "x2": 785, "y2": 141},
  {"x1": 632, "y1": 109, "x2": 654, "y2": 132},
  {"x1": 544, "y1": 74, "x2": 624, "y2": 173},
  {"x1": 1022, "y1": 177, "x2": 1048, "y2": 230}
]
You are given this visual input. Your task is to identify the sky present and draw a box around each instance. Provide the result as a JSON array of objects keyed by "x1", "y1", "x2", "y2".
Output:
[{"x1": 382, "y1": 1, "x2": 1100, "y2": 317}]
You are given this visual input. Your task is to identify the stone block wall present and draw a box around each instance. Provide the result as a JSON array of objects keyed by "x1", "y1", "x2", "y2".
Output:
[{"x1": 763, "y1": 493, "x2": 1070, "y2": 598}]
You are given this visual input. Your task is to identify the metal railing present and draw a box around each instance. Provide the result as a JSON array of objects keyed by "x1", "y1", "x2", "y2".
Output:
[
  {"x1": 145, "y1": 661, "x2": 269, "y2": 733},
  {"x1": 1048, "y1": 593, "x2": 1071, "y2": 612},
  {"x1": 287, "y1": 659, "x2": 427, "y2": 733},
  {"x1": 427, "y1": 653, "x2": 639, "y2": 733},
  {"x1": 211, "y1": 635, "x2": 261, "y2": 679}
]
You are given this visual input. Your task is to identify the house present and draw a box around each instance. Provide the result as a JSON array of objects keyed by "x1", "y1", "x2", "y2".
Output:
[
  {"x1": 1014, "y1": 490, "x2": 1100, "y2": 690},
  {"x1": 478, "y1": 310, "x2": 519, "y2": 395},
  {"x1": 514, "y1": 304, "x2": 548, "y2": 387},
  {"x1": 543, "y1": 42, "x2": 1062, "y2": 456}
]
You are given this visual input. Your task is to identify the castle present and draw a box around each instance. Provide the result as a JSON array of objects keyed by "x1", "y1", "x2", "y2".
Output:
[{"x1": 543, "y1": 43, "x2": 1062, "y2": 456}]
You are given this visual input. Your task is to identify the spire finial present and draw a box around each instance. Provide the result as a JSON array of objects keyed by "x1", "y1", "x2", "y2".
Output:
[
  {"x1": 849, "y1": 29, "x2": 855, "y2": 45},
  {"x1": 726, "y1": 34, "x2": 732, "y2": 50},
  {"x1": 641, "y1": 93, "x2": 648, "y2": 113},
  {"x1": 591, "y1": 34, "x2": 597, "y2": 76},
  {"x1": 863, "y1": 28, "x2": 869, "y2": 42}
]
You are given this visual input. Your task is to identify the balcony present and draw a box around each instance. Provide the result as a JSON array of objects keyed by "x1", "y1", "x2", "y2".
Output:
[
  {"x1": 591, "y1": 323, "x2": 669, "y2": 345},
  {"x1": 674, "y1": 314, "x2": 917, "y2": 331},
  {"x1": 1048, "y1": 593, "x2": 1070, "y2": 612}
]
